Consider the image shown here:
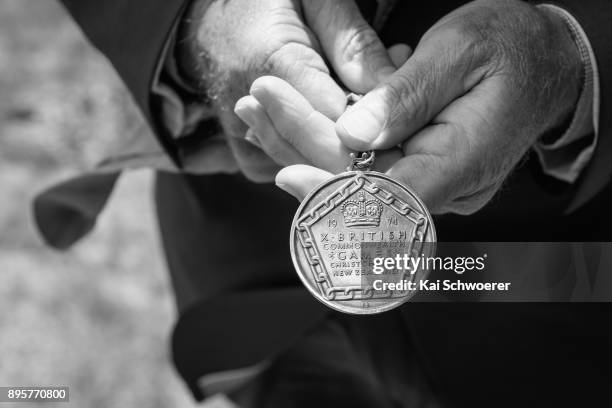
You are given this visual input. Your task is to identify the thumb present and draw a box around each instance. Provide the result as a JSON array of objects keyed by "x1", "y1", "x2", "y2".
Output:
[
  {"x1": 303, "y1": 0, "x2": 396, "y2": 93},
  {"x1": 336, "y1": 34, "x2": 479, "y2": 151}
]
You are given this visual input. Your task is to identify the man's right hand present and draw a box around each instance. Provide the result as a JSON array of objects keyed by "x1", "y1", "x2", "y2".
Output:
[{"x1": 179, "y1": 0, "x2": 398, "y2": 182}]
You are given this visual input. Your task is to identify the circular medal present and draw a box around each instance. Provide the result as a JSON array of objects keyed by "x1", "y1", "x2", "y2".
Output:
[{"x1": 290, "y1": 153, "x2": 436, "y2": 314}]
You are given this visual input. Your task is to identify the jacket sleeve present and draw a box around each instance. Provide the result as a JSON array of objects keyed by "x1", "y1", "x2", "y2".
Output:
[
  {"x1": 59, "y1": 0, "x2": 191, "y2": 164},
  {"x1": 547, "y1": 0, "x2": 612, "y2": 211}
]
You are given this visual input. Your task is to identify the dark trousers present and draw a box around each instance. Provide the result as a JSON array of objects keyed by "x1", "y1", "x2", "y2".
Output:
[{"x1": 229, "y1": 312, "x2": 440, "y2": 408}]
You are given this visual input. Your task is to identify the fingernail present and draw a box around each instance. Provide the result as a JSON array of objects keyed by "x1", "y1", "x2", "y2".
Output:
[
  {"x1": 275, "y1": 182, "x2": 300, "y2": 200},
  {"x1": 234, "y1": 99, "x2": 255, "y2": 126},
  {"x1": 337, "y1": 108, "x2": 382, "y2": 146},
  {"x1": 234, "y1": 97, "x2": 248, "y2": 113},
  {"x1": 245, "y1": 129, "x2": 262, "y2": 149}
]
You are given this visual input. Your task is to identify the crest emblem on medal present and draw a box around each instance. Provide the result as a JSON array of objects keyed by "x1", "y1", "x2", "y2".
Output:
[{"x1": 290, "y1": 152, "x2": 437, "y2": 314}]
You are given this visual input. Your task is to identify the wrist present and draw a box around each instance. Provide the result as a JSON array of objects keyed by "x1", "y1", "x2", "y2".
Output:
[
  {"x1": 176, "y1": 0, "x2": 215, "y2": 92},
  {"x1": 177, "y1": 0, "x2": 254, "y2": 113}
]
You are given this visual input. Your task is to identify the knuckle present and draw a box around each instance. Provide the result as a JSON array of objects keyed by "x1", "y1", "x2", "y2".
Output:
[
  {"x1": 289, "y1": 113, "x2": 318, "y2": 151},
  {"x1": 445, "y1": 25, "x2": 498, "y2": 79},
  {"x1": 261, "y1": 42, "x2": 326, "y2": 79},
  {"x1": 252, "y1": 130, "x2": 296, "y2": 165},
  {"x1": 342, "y1": 25, "x2": 382, "y2": 63},
  {"x1": 264, "y1": 145, "x2": 287, "y2": 165},
  {"x1": 265, "y1": 135, "x2": 302, "y2": 165},
  {"x1": 449, "y1": 182, "x2": 500, "y2": 215},
  {"x1": 384, "y1": 74, "x2": 428, "y2": 129},
  {"x1": 261, "y1": 43, "x2": 294, "y2": 75},
  {"x1": 429, "y1": 11, "x2": 503, "y2": 78}
]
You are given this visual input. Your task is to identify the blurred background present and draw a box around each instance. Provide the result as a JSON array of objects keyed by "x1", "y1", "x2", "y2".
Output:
[{"x1": 0, "y1": 0, "x2": 197, "y2": 406}]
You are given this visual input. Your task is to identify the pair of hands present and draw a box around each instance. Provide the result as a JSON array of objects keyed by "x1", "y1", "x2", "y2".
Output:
[{"x1": 182, "y1": 0, "x2": 582, "y2": 214}]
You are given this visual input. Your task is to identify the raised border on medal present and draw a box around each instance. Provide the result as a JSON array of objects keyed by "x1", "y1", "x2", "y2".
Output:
[{"x1": 291, "y1": 171, "x2": 435, "y2": 311}]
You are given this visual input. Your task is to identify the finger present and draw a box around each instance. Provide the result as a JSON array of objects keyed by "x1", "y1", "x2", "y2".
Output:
[
  {"x1": 336, "y1": 33, "x2": 485, "y2": 150},
  {"x1": 276, "y1": 148, "x2": 404, "y2": 201},
  {"x1": 244, "y1": 128, "x2": 263, "y2": 149},
  {"x1": 374, "y1": 148, "x2": 404, "y2": 173},
  {"x1": 447, "y1": 183, "x2": 500, "y2": 215},
  {"x1": 250, "y1": 76, "x2": 352, "y2": 174},
  {"x1": 225, "y1": 136, "x2": 281, "y2": 183},
  {"x1": 276, "y1": 164, "x2": 333, "y2": 201},
  {"x1": 386, "y1": 123, "x2": 468, "y2": 214},
  {"x1": 260, "y1": 19, "x2": 347, "y2": 120},
  {"x1": 250, "y1": 77, "x2": 404, "y2": 173},
  {"x1": 303, "y1": 0, "x2": 396, "y2": 93},
  {"x1": 387, "y1": 43, "x2": 412, "y2": 68},
  {"x1": 389, "y1": 116, "x2": 500, "y2": 215},
  {"x1": 234, "y1": 96, "x2": 308, "y2": 166},
  {"x1": 386, "y1": 154, "x2": 450, "y2": 214},
  {"x1": 270, "y1": 43, "x2": 348, "y2": 120}
]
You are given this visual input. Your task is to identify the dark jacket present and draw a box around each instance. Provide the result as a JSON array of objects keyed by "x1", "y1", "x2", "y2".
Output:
[{"x1": 52, "y1": 0, "x2": 612, "y2": 405}]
